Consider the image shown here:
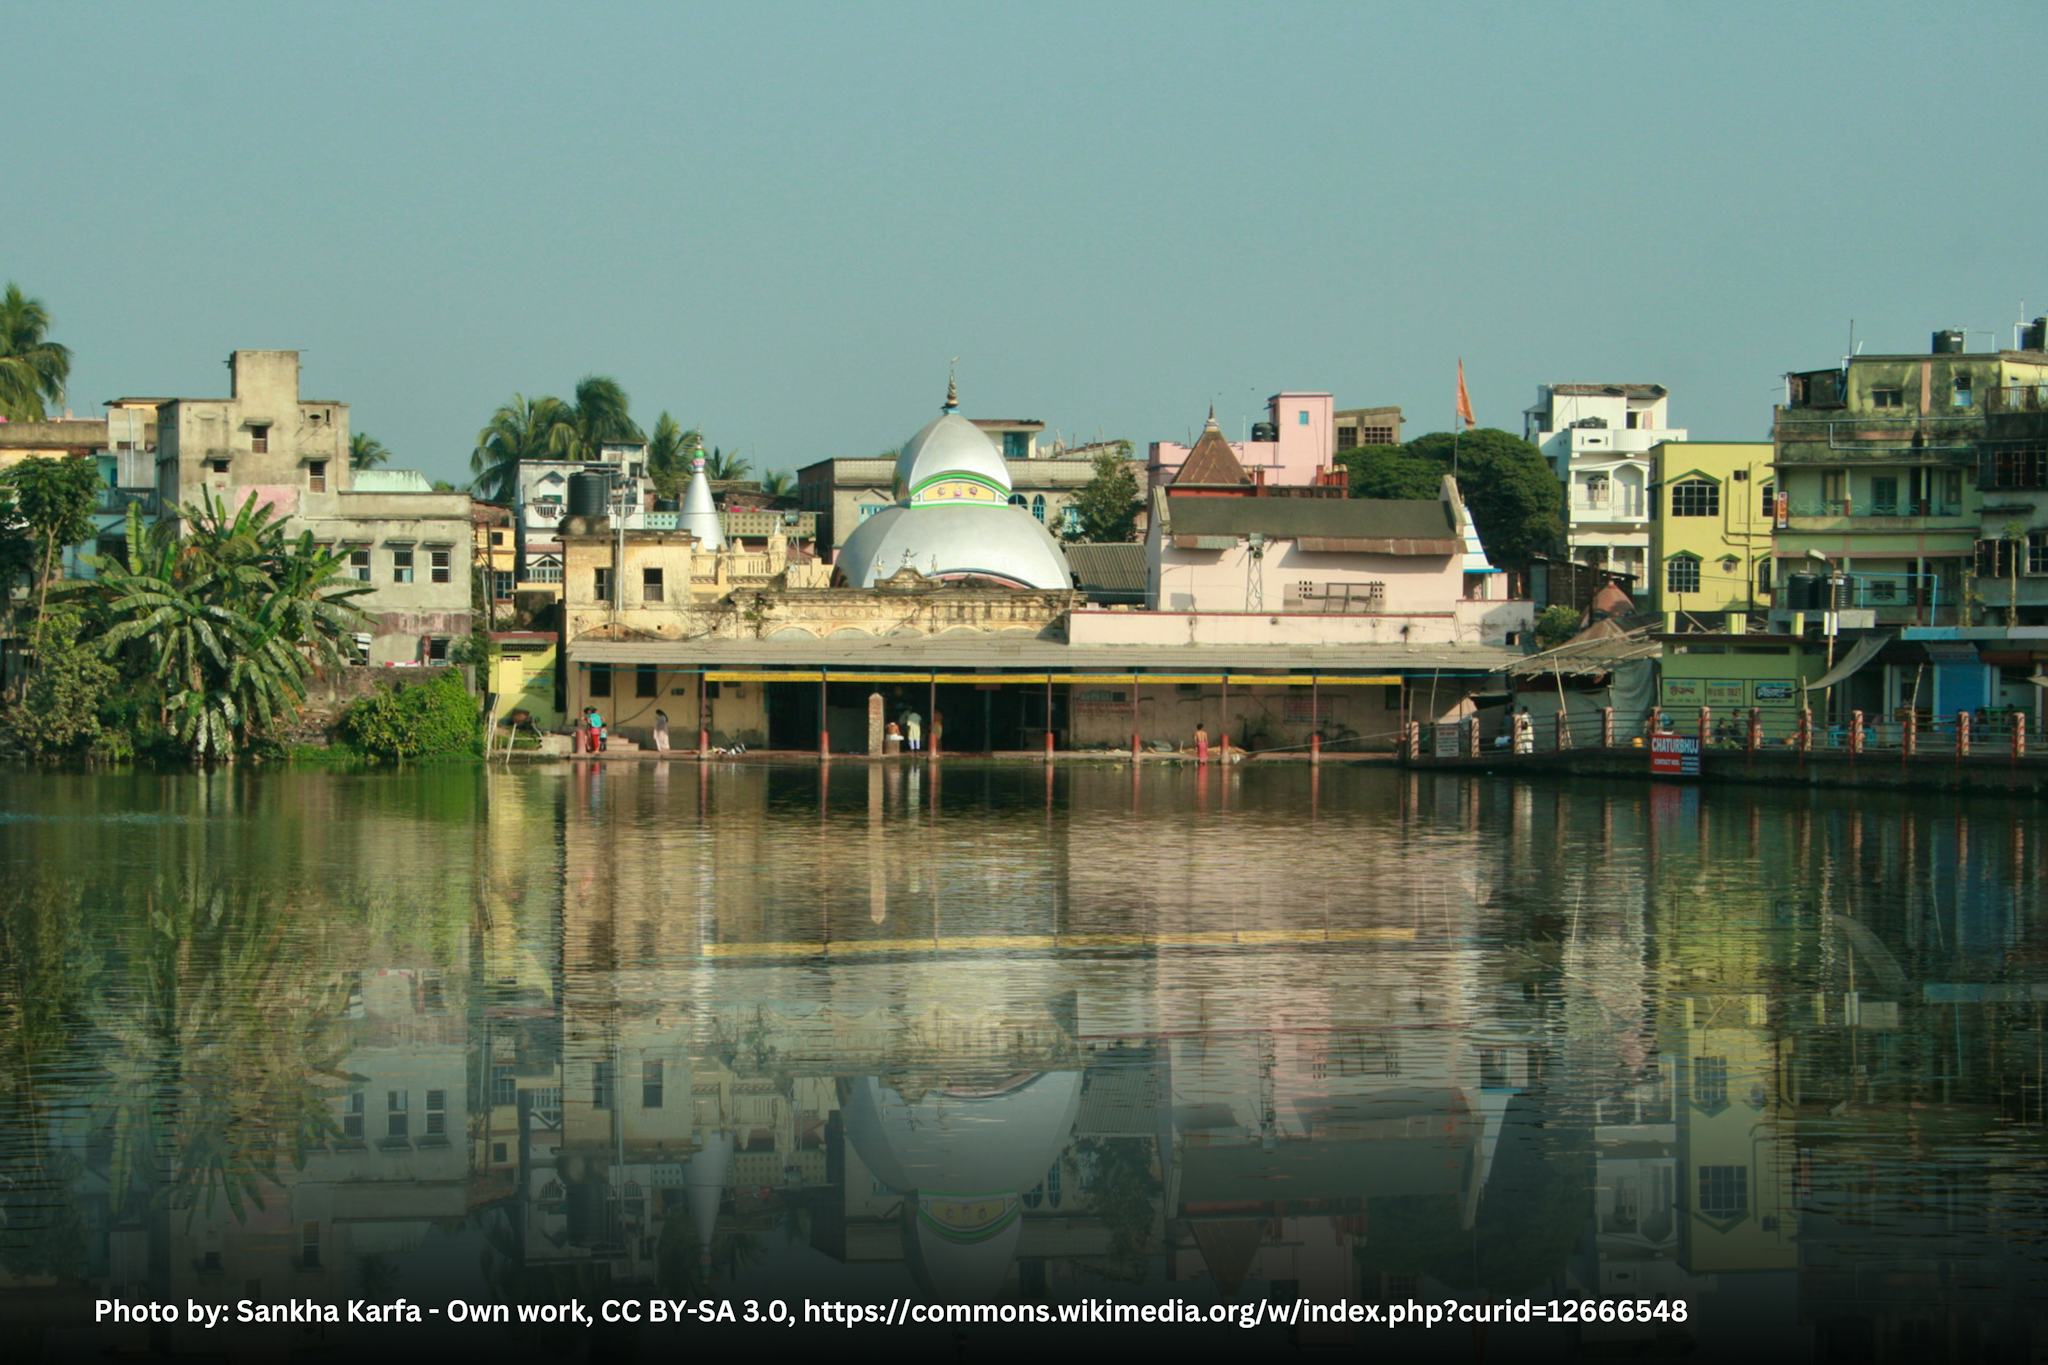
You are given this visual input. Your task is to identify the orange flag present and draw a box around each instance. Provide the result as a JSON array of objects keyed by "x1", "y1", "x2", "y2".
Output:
[{"x1": 1456, "y1": 358, "x2": 1476, "y2": 430}]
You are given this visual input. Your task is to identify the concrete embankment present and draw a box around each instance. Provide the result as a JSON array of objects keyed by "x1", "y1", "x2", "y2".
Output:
[{"x1": 1402, "y1": 747, "x2": 2048, "y2": 796}]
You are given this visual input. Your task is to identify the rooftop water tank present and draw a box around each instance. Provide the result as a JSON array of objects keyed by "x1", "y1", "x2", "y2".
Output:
[
  {"x1": 1932, "y1": 329, "x2": 1967, "y2": 355},
  {"x1": 567, "y1": 470, "x2": 611, "y2": 519}
]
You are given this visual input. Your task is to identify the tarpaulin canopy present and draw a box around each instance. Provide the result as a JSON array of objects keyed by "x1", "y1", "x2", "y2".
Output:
[{"x1": 1805, "y1": 632, "x2": 1892, "y2": 692}]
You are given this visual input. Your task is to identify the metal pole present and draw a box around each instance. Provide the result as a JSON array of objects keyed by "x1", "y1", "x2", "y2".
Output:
[
  {"x1": 1310, "y1": 677, "x2": 1320, "y2": 764},
  {"x1": 818, "y1": 676, "x2": 828, "y2": 761},
  {"x1": 1044, "y1": 676, "x2": 1054, "y2": 761},
  {"x1": 929, "y1": 676, "x2": 938, "y2": 760}
]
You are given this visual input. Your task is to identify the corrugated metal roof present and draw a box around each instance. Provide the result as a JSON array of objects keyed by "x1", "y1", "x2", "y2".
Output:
[
  {"x1": 1502, "y1": 627, "x2": 1659, "y2": 678},
  {"x1": 1165, "y1": 493, "x2": 1454, "y2": 546},
  {"x1": 570, "y1": 635, "x2": 1521, "y2": 672},
  {"x1": 1063, "y1": 542, "x2": 1147, "y2": 599}
]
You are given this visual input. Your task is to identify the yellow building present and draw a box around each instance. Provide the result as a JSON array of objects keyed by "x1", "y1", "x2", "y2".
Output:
[{"x1": 1649, "y1": 441, "x2": 1775, "y2": 617}]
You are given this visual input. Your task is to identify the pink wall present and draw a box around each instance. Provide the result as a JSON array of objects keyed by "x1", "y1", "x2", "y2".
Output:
[
  {"x1": 1151, "y1": 537, "x2": 1465, "y2": 614},
  {"x1": 1147, "y1": 393, "x2": 1336, "y2": 487}
]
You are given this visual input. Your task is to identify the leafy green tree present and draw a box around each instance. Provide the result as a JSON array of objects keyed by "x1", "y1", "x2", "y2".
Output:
[
  {"x1": 1062, "y1": 449, "x2": 1141, "y2": 543},
  {"x1": 1533, "y1": 603, "x2": 1581, "y2": 649},
  {"x1": 1336, "y1": 444, "x2": 1444, "y2": 500},
  {"x1": 703, "y1": 445, "x2": 750, "y2": 481},
  {"x1": 2, "y1": 454, "x2": 101, "y2": 660},
  {"x1": 0, "y1": 283, "x2": 72, "y2": 421},
  {"x1": 1401, "y1": 429, "x2": 1565, "y2": 570},
  {"x1": 338, "y1": 669, "x2": 479, "y2": 760},
  {"x1": 547, "y1": 375, "x2": 643, "y2": 462},
  {"x1": 88, "y1": 496, "x2": 371, "y2": 761},
  {"x1": 759, "y1": 469, "x2": 797, "y2": 502},
  {"x1": 1, "y1": 605, "x2": 117, "y2": 757},
  {"x1": 348, "y1": 432, "x2": 390, "y2": 470},
  {"x1": 470, "y1": 393, "x2": 570, "y2": 504},
  {"x1": 646, "y1": 411, "x2": 701, "y2": 501}
]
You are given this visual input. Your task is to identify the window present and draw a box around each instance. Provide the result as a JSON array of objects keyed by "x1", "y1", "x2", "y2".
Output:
[
  {"x1": 249, "y1": 424, "x2": 270, "y2": 454},
  {"x1": 590, "y1": 664, "x2": 612, "y2": 697},
  {"x1": 1978, "y1": 538, "x2": 2019, "y2": 577},
  {"x1": 1361, "y1": 425, "x2": 1393, "y2": 444},
  {"x1": 1760, "y1": 481, "x2": 1774, "y2": 515},
  {"x1": 642, "y1": 566, "x2": 664, "y2": 603},
  {"x1": 1693, "y1": 1056, "x2": 1729, "y2": 1108},
  {"x1": 1297, "y1": 410, "x2": 1309, "y2": 426},
  {"x1": 342, "y1": 1090, "x2": 365, "y2": 1139},
  {"x1": 636, "y1": 664, "x2": 657, "y2": 698},
  {"x1": 1007, "y1": 494, "x2": 1026, "y2": 508},
  {"x1": 1060, "y1": 505, "x2": 1081, "y2": 535},
  {"x1": 1757, "y1": 558, "x2": 1773, "y2": 597},
  {"x1": 348, "y1": 547, "x2": 371, "y2": 583},
  {"x1": 208, "y1": 458, "x2": 230, "y2": 475},
  {"x1": 859, "y1": 502, "x2": 886, "y2": 521},
  {"x1": 643, "y1": 1060, "x2": 664, "y2": 1109},
  {"x1": 1670, "y1": 479, "x2": 1720, "y2": 517},
  {"x1": 425, "y1": 1089, "x2": 446, "y2": 1137},
  {"x1": 391, "y1": 547, "x2": 415, "y2": 584},
  {"x1": 1869, "y1": 476, "x2": 1899, "y2": 516},
  {"x1": 1337, "y1": 426, "x2": 1359, "y2": 452},
  {"x1": 1698, "y1": 1165, "x2": 1748, "y2": 1219},
  {"x1": 2031, "y1": 533, "x2": 2048, "y2": 576},
  {"x1": 429, "y1": 548, "x2": 452, "y2": 584},
  {"x1": 308, "y1": 460, "x2": 327, "y2": 492},
  {"x1": 1626, "y1": 410, "x2": 1641, "y2": 430},
  {"x1": 386, "y1": 1090, "x2": 409, "y2": 1139},
  {"x1": 1666, "y1": 556, "x2": 1701, "y2": 595},
  {"x1": 425, "y1": 637, "x2": 449, "y2": 663},
  {"x1": 1463, "y1": 572, "x2": 1488, "y2": 600},
  {"x1": 593, "y1": 1061, "x2": 614, "y2": 1111},
  {"x1": 1982, "y1": 443, "x2": 2048, "y2": 490},
  {"x1": 1952, "y1": 375, "x2": 1974, "y2": 408},
  {"x1": 1031, "y1": 494, "x2": 1046, "y2": 522},
  {"x1": 491, "y1": 1066, "x2": 516, "y2": 1107},
  {"x1": 1003, "y1": 431, "x2": 1030, "y2": 459},
  {"x1": 493, "y1": 570, "x2": 514, "y2": 600},
  {"x1": 1585, "y1": 474, "x2": 1610, "y2": 507},
  {"x1": 492, "y1": 1141, "x2": 509, "y2": 1164},
  {"x1": 299, "y1": 1222, "x2": 321, "y2": 1270},
  {"x1": 491, "y1": 530, "x2": 506, "y2": 546},
  {"x1": 1872, "y1": 386, "x2": 1903, "y2": 408},
  {"x1": 593, "y1": 567, "x2": 612, "y2": 603}
]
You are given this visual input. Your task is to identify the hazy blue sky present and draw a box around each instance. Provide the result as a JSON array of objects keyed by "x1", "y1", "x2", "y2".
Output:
[{"x1": 13, "y1": 1, "x2": 2048, "y2": 485}]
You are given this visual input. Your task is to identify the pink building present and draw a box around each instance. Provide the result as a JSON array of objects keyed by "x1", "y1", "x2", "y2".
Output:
[
  {"x1": 1110, "y1": 413, "x2": 1531, "y2": 648},
  {"x1": 1148, "y1": 391, "x2": 1339, "y2": 489}
]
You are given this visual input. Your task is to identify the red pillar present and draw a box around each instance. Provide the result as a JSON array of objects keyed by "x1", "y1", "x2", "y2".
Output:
[
  {"x1": 1310, "y1": 732, "x2": 1321, "y2": 764},
  {"x1": 1903, "y1": 709, "x2": 1917, "y2": 761},
  {"x1": 1958, "y1": 710, "x2": 1971, "y2": 759},
  {"x1": 1698, "y1": 706, "x2": 1711, "y2": 752},
  {"x1": 1849, "y1": 709, "x2": 1864, "y2": 759},
  {"x1": 1746, "y1": 707, "x2": 1762, "y2": 754},
  {"x1": 817, "y1": 677, "x2": 829, "y2": 761},
  {"x1": 1600, "y1": 707, "x2": 1615, "y2": 748}
]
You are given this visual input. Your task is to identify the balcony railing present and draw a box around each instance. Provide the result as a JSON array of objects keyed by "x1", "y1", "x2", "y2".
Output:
[
  {"x1": 1786, "y1": 500, "x2": 1966, "y2": 520},
  {"x1": 97, "y1": 488, "x2": 160, "y2": 518},
  {"x1": 1988, "y1": 383, "x2": 2048, "y2": 414}
]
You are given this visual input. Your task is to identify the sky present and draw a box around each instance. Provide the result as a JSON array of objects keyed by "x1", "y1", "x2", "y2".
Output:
[{"x1": 13, "y1": 1, "x2": 2048, "y2": 487}]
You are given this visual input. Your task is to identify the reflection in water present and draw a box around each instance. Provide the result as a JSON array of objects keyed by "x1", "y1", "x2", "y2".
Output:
[{"x1": 1, "y1": 765, "x2": 2045, "y2": 1356}]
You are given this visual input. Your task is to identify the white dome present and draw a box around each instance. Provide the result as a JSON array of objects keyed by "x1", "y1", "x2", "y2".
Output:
[
  {"x1": 835, "y1": 503, "x2": 1071, "y2": 590},
  {"x1": 894, "y1": 410, "x2": 1012, "y2": 500},
  {"x1": 838, "y1": 1073, "x2": 1082, "y2": 1196}
]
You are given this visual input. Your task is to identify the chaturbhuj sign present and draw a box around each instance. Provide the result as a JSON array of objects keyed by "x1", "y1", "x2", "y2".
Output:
[{"x1": 1649, "y1": 731, "x2": 1701, "y2": 777}]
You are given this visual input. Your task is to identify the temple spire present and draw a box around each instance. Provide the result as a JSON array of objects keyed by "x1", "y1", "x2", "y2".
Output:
[
  {"x1": 943, "y1": 367, "x2": 959, "y2": 413},
  {"x1": 1205, "y1": 402, "x2": 1218, "y2": 429}
]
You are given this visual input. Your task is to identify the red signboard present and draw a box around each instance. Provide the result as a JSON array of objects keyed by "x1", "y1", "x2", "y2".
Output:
[{"x1": 1649, "y1": 731, "x2": 1701, "y2": 777}]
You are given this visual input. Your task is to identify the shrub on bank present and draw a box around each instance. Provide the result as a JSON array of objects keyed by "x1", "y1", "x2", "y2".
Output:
[{"x1": 337, "y1": 669, "x2": 480, "y2": 761}]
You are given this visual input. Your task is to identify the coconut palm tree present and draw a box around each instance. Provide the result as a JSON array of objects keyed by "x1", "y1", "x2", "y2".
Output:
[
  {"x1": 547, "y1": 375, "x2": 643, "y2": 462},
  {"x1": 0, "y1": 283, "x2": 71, "y2": 422},
  {"x1": 703, "y1": 446, "x2": 751, "y2": 482},
  {"x1": 349, "y1": 432, "x2": 391, "y2": 470},
  {"x1": 470, "y1": 393, "x2": 569, "y2": 504},
  {"x1": 646, "y1": 411, "x2": 701, "y2": 501},
  {"x1": 89, "y1": 497, "x2": 371, "y2": 760},
  {"x1": 759, "y1": 470, "x2": 797, "y2": 503}
]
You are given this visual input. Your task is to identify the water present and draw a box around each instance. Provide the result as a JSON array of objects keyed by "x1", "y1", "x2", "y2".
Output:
[{"x1": 1, "y1": 762, "x2": 2044, "y2": 1359}]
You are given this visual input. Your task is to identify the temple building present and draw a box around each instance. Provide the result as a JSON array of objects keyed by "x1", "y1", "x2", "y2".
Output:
[{"x1": 832, "y1": 378, "x2": 1072, "y2": 590}]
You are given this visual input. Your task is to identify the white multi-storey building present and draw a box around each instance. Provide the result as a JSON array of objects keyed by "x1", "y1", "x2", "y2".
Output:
[{"x1": 1524, "y1": 383, "x2": 1686, "y2": 590}]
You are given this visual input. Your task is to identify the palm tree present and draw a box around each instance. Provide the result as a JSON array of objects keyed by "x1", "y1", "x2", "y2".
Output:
[
  {"x1": 547, "y1": 375, "x2": 642, "y2": 462},
  {"x1": 0, "y1": 283, "x2": 71, "y2": 422},
  {"x1": 470, "y1": 394, "x2": 569, "y2": 505},
  {"x1": 349, "y1": 432, "x2": 390, "y2": 471},
  {"x1": 703, "y1": 446, "x2": 751, "y2": 482},
  {"x1": 646, "y1": 411, "x2": 701, "y2": 501},
  {"x1": 89, "y1": 497, "x2": 370, "y2": 760},
  {"x1": 759, "y1": 470, "x2": 797, "y2": 503}
]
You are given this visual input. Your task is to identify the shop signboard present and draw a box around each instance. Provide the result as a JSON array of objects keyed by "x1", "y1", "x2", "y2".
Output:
[{"x1": 1650, "y1": 730, "x2": 1701, "y2": 777}]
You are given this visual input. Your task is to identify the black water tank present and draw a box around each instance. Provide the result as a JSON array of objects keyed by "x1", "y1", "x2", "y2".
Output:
[
  {"x1": 1932, "y1": 329, "x2": 1966, "y2": 355},
  {"x1": 1250, "y1": 421, "x2": 1278, "y2": 442},
  {"x1": 2024, "y1": 316, "x2": 2048, "y2": 352},
  {"x1": 1785, "y1": 572, "x2": 1823, "y2": 611},
  {"x1": 567, "y1": 470, "x2": 611, "y2": 519},
  {"x1": 653, "y1": 497, "x2": 678, "y2": 512}
]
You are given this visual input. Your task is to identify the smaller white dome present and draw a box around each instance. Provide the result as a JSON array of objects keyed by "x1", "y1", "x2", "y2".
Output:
[{"x1": 895, "y1": 411, "x2": 1012, "y2": 500}]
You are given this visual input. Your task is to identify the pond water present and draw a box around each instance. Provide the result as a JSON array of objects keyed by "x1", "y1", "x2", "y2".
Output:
[{"x1": 1, "y1": 762, "x2": 2043, "y2": 1358}]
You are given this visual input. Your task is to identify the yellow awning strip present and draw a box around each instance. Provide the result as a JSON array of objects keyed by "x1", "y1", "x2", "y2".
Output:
[
  {"x1": 1058, "y1": 673, "x2": 1139, "y2": 685},
  {"x1": 703, "y1": 670, "x2": 823, "y2": 683},
  {"x1": 824, "y1": 671, "x2": 933, "y2": 683},
  {"x1": 1311, "y1": 675, "x2": 1404, "y2": 686},
  {"x1": 931, "y1": 672, "x2": 1049, "y2": 684},
  {"x1": 1132, "y1": 673, "x2": 1225, "y2": 684},
  {"x1": 1225, "y1": 674, "x2": 1316, "y2": 685}
]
